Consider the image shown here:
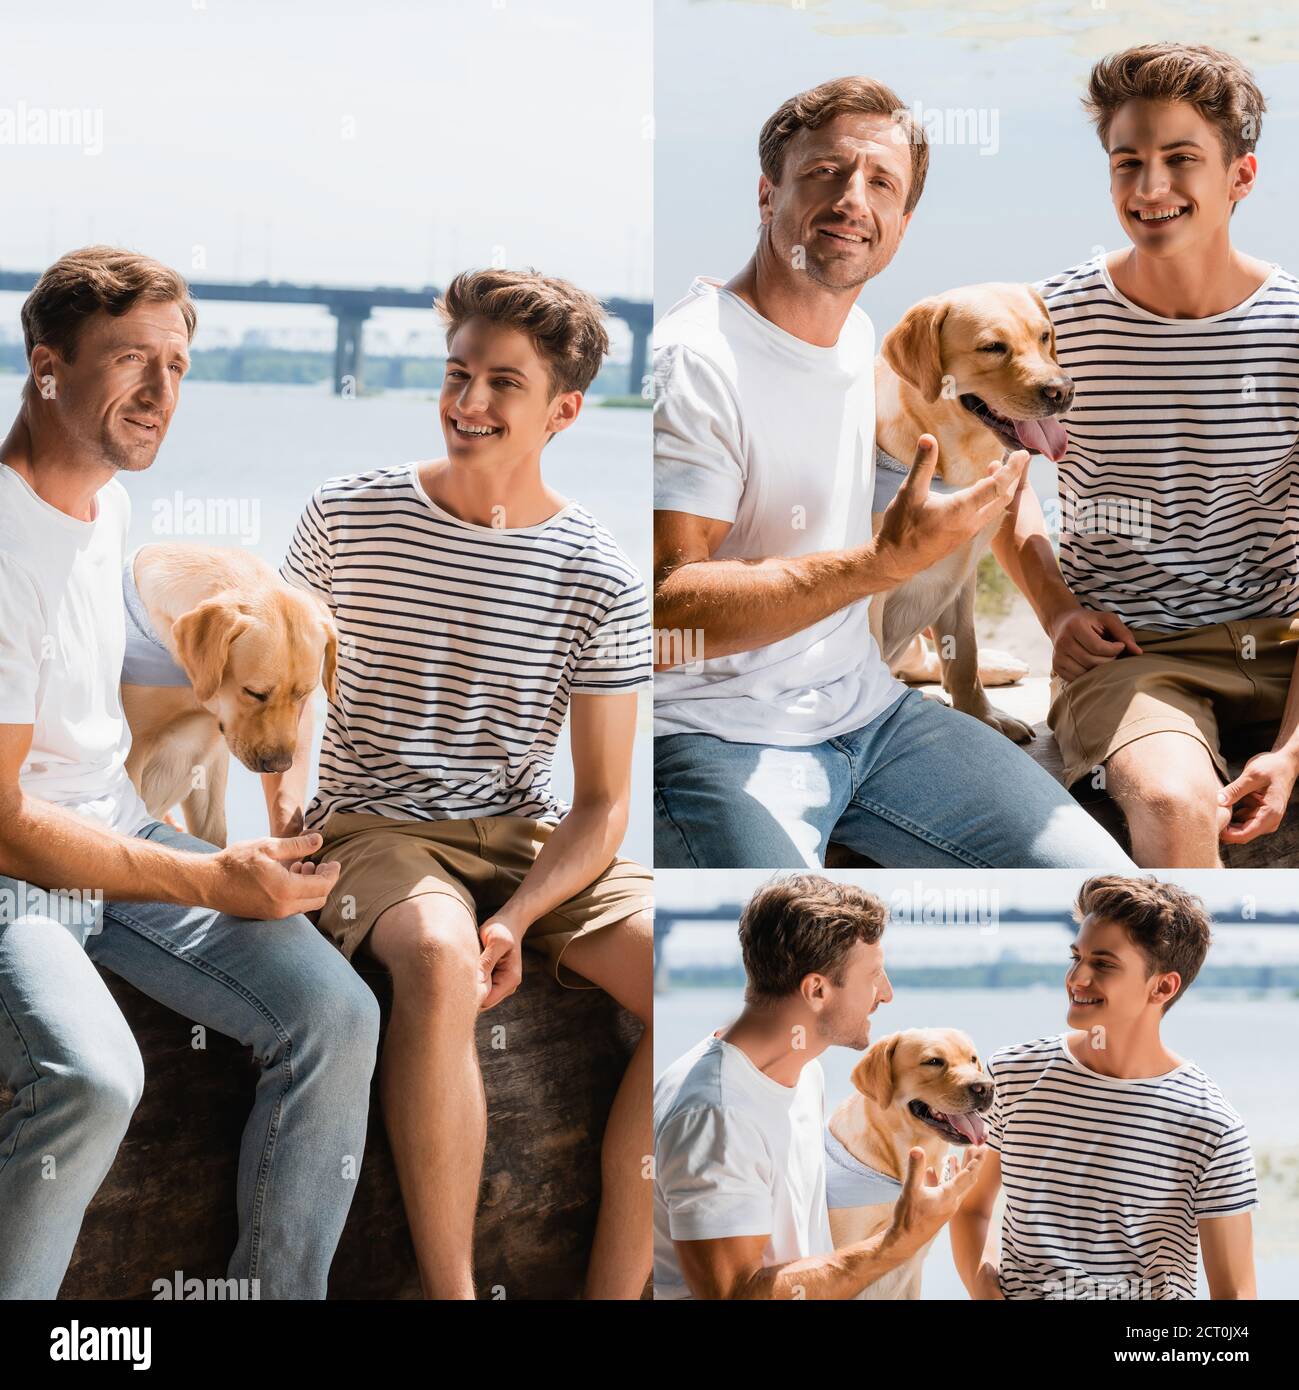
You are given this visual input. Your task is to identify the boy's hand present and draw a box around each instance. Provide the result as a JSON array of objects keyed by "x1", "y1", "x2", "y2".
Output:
[
  {"x1": 1219, "y1": 750, "x2": 1299, "y2": 844},
  {"x1": 478, "y1": 919, "x2": 523, "y2": 1010},
  {"x1": 1049, "y1": 604, "x2": 1142, "y2": 681}
]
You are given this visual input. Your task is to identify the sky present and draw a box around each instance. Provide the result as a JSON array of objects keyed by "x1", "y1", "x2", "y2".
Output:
[
  {"x1": 0, "y1": 0, "x2": 652, "y2": 348},
  {"x1": 655, "y1": 0, "x2": 1299, "y2": 332}
]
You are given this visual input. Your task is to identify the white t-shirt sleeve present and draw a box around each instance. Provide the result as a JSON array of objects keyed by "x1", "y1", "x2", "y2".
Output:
[
  {"x1": 0, "y1": 554, "x2": 48, "y2": 724},
  {"x1": 657, "y1": 1103, "x2": 775, "y2": 1242},
  {"x1": 1195, "y1": 1118, "x2": 1260, "y2": 1219},
  {"x1": 653, "y1": 341, "x2": 747, "y2": 524}
]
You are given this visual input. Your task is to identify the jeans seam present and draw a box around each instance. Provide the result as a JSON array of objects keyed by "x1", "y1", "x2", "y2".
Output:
[
  {"x1": 96, "y1": 902, "x2": 293, "y2": 1281},
  {"x1": 0, "y1": 990, "x2": 42, "y2": 1173},
  {"x1": 844, "y1": 793, "x2": 994, "y2": 868},
  {"x1": 653, "y1": 788, "x2": 701, "y2": 868}
]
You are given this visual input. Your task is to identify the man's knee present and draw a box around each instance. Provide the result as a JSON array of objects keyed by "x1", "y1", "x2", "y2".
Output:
[
  {"x1": 55, "y1": 1041, "x2": 146, "y2": 1146},
  {"x1": 370, "y1": 895, "x2": 479, "y2": 995}
]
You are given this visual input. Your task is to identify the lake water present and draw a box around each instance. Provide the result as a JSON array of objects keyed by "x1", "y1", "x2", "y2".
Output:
[
  {"x1": 657, "y1": 986, "x2": 1299, "y2": 1299},
  {"x1": 0, "y1": 376, "x2": 652, "y2": 862}
]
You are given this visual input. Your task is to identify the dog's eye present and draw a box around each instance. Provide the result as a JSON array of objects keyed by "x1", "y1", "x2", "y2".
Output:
[
  {"x1": 977, "y1": 342, "x2": 1007, "y2": 354},
  {"x1": 242, "y1": 688, "x2": 269, "y2": 702},
  {"x1": 922, "y1": 1057, "x2": 945, "y2": 1066},
  {"x1": 1040, "y1": 331, "x2": 1050, "y2": 343}
]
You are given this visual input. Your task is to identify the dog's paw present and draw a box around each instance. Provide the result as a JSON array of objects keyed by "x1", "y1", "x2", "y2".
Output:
[
  {"x1": 975, "y1": 647, "x2": 1029, "y2": 688},
  {"x1": 985, "y1": 709, "x2": 1035, "y2": 744}
]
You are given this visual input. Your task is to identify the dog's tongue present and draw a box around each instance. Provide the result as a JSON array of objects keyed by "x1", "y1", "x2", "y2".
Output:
[
  {"x1": 1012, "y1": 415, "x2": 1069, "y2": 463},
  {"x1": 947, "y1": 1110, "x2": 988, "y2": 1145}
]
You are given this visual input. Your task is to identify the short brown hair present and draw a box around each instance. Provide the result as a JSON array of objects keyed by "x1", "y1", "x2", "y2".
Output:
[
  {"x1": 738, "y1": 873, "x2": 887, "y2": 1004},
  {"x1": 435, "y1": 268, "x2": 609, "y2": 396},
  {"x1": 758, "y1": 75, "x2": 929, "y2": 215},
  {"x1": 1074, "y1": 875, "x2": 1213, "y2": 1011},
  {"x1": 21, "y1": 245, "x2": 197, "y2": 364},
  {"x1": 1083, "y1": 43, "x2": 1266, "y2": 163}
]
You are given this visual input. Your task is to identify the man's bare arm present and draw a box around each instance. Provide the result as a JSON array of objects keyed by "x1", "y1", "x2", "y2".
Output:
[
  {"x1": 655, "y1": 438, "x2": 1027, "y2": 668},
  {"x1": 675, "y1": 1146, "x2": 988, "y2": 1300},
  {"x1": 949, "y1": 1144, "x2": 1004, "y2": 1299},
  {"x1": 0, "y1": 722, "x2": 339, "y2": 920},
  {"x1": 1199, "y1": 1213, "x2": 1257, "y2": 1299}
]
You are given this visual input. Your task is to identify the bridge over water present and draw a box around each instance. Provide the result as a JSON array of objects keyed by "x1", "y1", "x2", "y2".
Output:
[{"x1": 0, "y1": 270, "x2": 652, "y2": 397}]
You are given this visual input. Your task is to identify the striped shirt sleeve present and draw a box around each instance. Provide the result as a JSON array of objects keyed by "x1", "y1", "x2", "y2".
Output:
[
  {"x1": 1195, "y1": 1119, "x2": 1260, "y2": 1219},
  {"x1": 571, "y1": 571, "x2": 653, "y2": 693},
  {"x1": 280, "y1": 486, "x2": 334, "y2": 606}
]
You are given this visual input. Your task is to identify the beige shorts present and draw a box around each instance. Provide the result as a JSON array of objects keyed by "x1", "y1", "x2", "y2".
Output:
[
  {"x1": 310, "y1": 811, "x2": 653, "y2": 987},
  {"x1": 1048, "y1": 616, "x2": 1298, "y2": 788}
]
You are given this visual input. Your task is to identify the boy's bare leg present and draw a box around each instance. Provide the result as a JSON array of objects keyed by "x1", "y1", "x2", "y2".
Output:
[
  {"x1": 1106, "y1": 732, "x2": 1226, "y2": 867},
  {"x1": 369, "y1": 893, "x2": 485, "y2": 1299},
  {"x1": 560, "y1": 908, "x2": 654, "y2": 1299}
]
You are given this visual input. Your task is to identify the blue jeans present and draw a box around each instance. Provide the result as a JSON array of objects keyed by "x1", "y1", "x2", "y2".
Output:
[
  {"x1": 0, "y1": 820, "x2": 380, "y2": 1299},
  {"x1": 655, "y1": 688, "x2": 1135, "y2": 868}
]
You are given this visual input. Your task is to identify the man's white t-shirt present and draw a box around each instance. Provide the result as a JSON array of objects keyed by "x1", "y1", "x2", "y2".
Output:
[
  {"x1": 653, "y1": 1034, "x2": 832, "y2": 1299},
  {"x1": 0, "y1": 464, "x2": 150, "y2": 836},
  {"x1": 653, "y1": 277, "x2": 903, "y2": 745}
]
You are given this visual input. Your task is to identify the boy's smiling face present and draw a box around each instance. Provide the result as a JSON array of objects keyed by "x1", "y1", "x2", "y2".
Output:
[
  {"x1": 1106, "y1": 97, "x2": 1256, "y2": 256},
  {"x1": 439, "y1": 315, "x2": 580, "y2": 465},
  {"x1": 1066, "y1": 913, "x2": 1180, "y2": 1029}
]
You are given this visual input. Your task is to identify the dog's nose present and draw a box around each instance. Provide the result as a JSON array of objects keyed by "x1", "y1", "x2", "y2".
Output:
[
  {"x1": 967, "y1": 1081, "x2": 993, "y2": 1103},
  {"x1": 1040, "y1": 377, "x2": 1074, "y2": 410},
  {"x1": 257, "y1": 754, "x2": 294, "y2": 774}
]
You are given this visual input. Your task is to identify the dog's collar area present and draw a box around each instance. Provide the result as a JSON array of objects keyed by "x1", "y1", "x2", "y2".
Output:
[
  {"x1": 824, "y1": 1127, "x2": 905, "y2": 1210},
  {"x1": 122, "y1": 553, "x2": 193, "y2": 688}
]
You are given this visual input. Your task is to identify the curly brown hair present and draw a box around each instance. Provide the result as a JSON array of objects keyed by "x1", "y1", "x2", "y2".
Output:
[
  {"x1": 21, "y1": 245, "x2": 197, "y2": 364},
  {"x1": 1083, "y1": 43, "x2": 1266, "y2": 163},
  {"x1": 1074, "y1": 875, "x2": 1213, "y2": 1011},
  {"x1": 738, "y1": 873, "x2": 887, "y2": 1004},
  {"x1": 435, "y1": 267, "x2": 609, "y2": 397}
]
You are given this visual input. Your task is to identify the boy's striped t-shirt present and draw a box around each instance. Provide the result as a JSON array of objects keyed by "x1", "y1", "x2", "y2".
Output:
[
  {"x1": 281, "y1": 462, "x2": 652, "y2": 830},
  {"x1": 987, "y1": 1034, "x2": 1258, "y2": 1301},
  {"x1": 1035, "y1": 256, "x2": 1299, "y2": 631}
]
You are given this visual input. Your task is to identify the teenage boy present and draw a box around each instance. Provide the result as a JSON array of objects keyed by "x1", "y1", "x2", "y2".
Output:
[
  {"x1": 952, "y1": 874, "x2": 1258, "y2": 1300},
  {"x1": 653, "y1": 873, "x2": 986, "y2": 1299},
  {"x1": 0, "y1": 247, "x2": 379, "y2": 1299},
  {"x1": 653, "y1": 75, "x2": 1135, "y2": 872},
  {"x1": 993, "y1": 43, "x2": 1299, "y2": 867},
  {"x1": 271, "y1": 269, "x2": 654, "y2": 1300}
]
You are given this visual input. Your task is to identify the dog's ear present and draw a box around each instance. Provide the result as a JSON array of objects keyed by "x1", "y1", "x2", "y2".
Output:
[
  {"x1": 320, "y1": 615, "x2": 339, "y2": 703},
  {"x1": 882, "y1": 298, "x2": 948, "y2": 403},
  {"x1": 851, "y1": 1034, "x2": 900, "y2": 1109},
  {"x1": 1027, "y1": 284, "x2": 1058, "y2": 362},
  {"x1": 171, "y1": 596, "x2": 254, "y2": 704}
]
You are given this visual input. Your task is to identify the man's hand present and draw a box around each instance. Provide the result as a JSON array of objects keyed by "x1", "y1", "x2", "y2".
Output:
[
  {"x1": 885, "y1": 1144, "x2": 988, "y2": 1257},
  {"x1": 875, "y1": 436, "x2": 1029, "y2": 590},
  {"x1": 209, "y1": 832, "x2": 340, "y2": 920},
  {"x1": 1219, "y1": 750, "x2": 1299, "y2": 845},
  {"x1": 478, "y1": 918, "x2": 523, "y2": 1010},
  {"x1": 1048, "y1": 604, "x2": 1142, "y2": 682}
]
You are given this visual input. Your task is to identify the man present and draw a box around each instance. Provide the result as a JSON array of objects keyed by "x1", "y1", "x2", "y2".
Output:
[
  {"x1": 0, "y1": 247, "x2": 379, "y2": 1299},
  {"x1": 654, "y1": 873, "x2": 985, "y2": 1299},
  {"x1": 653, "y1": 75, "x2": 1134, "y2": 871},
  {"x1": 270, "y1": 268, "x2": 654, "y2": 1299},
  {"x1": 951, "y1": 874, "x2": 1258, "y2": 1300},
  {"x1": 995, "y1": 43, "x2": 1299, "y2": 867}
]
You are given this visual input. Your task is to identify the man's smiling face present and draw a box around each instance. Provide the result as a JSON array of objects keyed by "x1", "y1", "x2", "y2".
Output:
[
  {"x1": 760, "y1": 111, "x2": 914, "y2": 291},
  {"x1": 1106, "y1": 98, "x2": 1255, "y2": 255},
  {"x1": 1066, "y1": 913, "x2": 1179, "y2": 1030},
  {"x1": 36, "y1": 300, "x2": 190, "y2": 472},
  {"x1": 439, "y1": 315, "x2": 577, "y2": 465}
]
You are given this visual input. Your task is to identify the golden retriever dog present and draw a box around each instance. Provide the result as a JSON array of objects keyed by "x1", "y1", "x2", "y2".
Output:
[
  {"x1": 827, "y1": 1028, "x2": 993, "y2": 1300},
  {"x1": 121, "y1": 543, "x2": 337, "y2": 848},
  {"x1": 871, "y1": 283, "x2": 1073, "y2": 742}
]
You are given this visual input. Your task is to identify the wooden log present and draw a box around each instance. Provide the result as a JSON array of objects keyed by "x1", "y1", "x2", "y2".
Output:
[{"x1": 0, "y1": 955, "x2": 639, "y2": 1299}]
